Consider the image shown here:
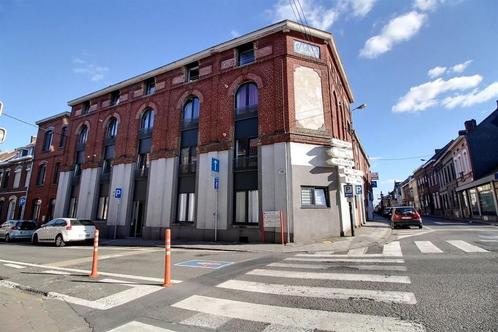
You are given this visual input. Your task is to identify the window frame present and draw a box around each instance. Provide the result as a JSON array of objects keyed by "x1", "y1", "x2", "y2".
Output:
[
  {"x1": 237, "y1": 43, "x2": 255, "y2": 66},
  {"x1": 301, "y1": 186, "x2": 330, "y2": 208},
  {"x1": 144, "y1": 78, "x2": 156, "y2": 95},
  {"x1": 110, "y1": 90, "x2": 120, "y2": 106},
  {"x1": 233, "y1": 189, "x2": 259, "y2": 225},
  {"x1": 42, "y1": 130, "x2": 53, "y2": 152}
]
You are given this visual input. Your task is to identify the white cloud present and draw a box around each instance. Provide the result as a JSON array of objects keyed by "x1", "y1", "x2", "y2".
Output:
[
  {"x1": 269, "y1": 0, "x2": 376, "y2": 31},
  {"x1": 392, "y1": 75, "x2": 483, "y2": 113},
  {"x1": 427, "y1": 66, "x2": 447, "y2": 78},
  {"x1": 442, "y1": 82, "x2": 498, "y2": 109},
  {"x1": 413, "y1": 0, "x2": 439, "y2": 11},
  {"x1": 348, "y1": 0, "x2": 377, "y2": 17},
  {"x1": 230, "y1": 30, "x2": 240, "y2": 38},
  {"x1": 360, "y1": 11, "x2": 426, "y2": 58},
  {"x1": 450, "y1": 59, "x2": 472, "y2": 73},
  {"x1": 72, "y1": 58, "x2": 109, "y2": 82}
]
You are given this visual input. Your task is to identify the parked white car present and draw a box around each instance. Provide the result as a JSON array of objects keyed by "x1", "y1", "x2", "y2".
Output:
[
  {"x1": 32, "y1": 218, "x2": 96, "y2": 247},
  {"x1": 0, "y1": 220, "x2": 38, "y2": 242}
]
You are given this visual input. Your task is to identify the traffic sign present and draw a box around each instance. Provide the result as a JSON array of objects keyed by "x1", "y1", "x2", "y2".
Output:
[
  {"x1": 211, "y1": 158, "x2": 219, "y2": 172},
  {"x1": 114, "y1": 188, "x2": 122, "y2": 199},
  {"x1": 175, "y1": 260, "x2": 233, "y2": 269},
  {"x1": 355, "y1": 185, "x2": 363, "y2": 195},
  {"x1": 19, "y1": 197, "x2": 26, "y2": 206},
  {"x1": 371, "y1": 180, "x2": 378, "y2": 188},
  {"x1": 214, "y1": 177, "x2": 220, "y2": 190},
  {"x1": 344, "y1": 184, "x2": 354, "y2": 198}
]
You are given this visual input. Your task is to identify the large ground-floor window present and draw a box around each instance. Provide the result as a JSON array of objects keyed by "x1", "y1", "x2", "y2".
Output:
[
  {"x1": 235, "y1": 190, "x2": 258, "y2": 224},
  {"x1": 177, "y1": 192, "x2": 195, "y2": 222}
]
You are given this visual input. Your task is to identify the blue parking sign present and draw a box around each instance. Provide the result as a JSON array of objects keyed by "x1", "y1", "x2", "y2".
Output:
[
  {"x1": 114, "y1": 188, "x2": 122, "y2": 199},
  {"x1": 214, "y1": 177, "x2": 220, "y2": 190},
  {"x1": 19, "y1": 197, "x2": 26, "y2": 206}
]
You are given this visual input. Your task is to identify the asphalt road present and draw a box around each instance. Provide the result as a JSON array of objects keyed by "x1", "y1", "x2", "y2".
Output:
[{"x1": 1, "y1": 216, "x2": 497, "y2": 332}]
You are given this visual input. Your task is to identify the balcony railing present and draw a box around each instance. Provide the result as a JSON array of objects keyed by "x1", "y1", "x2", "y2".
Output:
[
  {"x1": 179, "y1": 162, "x2": 197, "y2": 175},
  {"x1": 235, "y1": 106, "x2": 258, "y2": 120},
  {"x1": 234, "y1": 155, "x2": 258, "y2": 171}
]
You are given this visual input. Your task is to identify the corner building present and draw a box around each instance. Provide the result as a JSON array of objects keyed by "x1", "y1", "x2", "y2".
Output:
[{"x1": 52, "y1": 20, "x2": 368, "y2": 242}]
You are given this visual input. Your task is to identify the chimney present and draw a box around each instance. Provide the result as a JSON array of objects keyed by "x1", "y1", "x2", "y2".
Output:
[
  {"x1": 464, "y1": 119, "x2": 477, "y2": 132},
  {"x1": 458, "y1": 130, "x2": 467, "y2": 136}
]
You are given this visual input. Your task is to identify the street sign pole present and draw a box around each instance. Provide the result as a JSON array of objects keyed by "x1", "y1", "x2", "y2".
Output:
[
  {"x1": 113, "y1": 188, "x2": 123, "y2": 239},
  {"x1": 349, "y1": 198, "x2": 355, "y2": 237},
  {"x1": 212, "y1": 158, "x2": 220, "y2": 242}
]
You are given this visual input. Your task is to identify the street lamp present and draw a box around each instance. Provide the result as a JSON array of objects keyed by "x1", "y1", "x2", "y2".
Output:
[{"x1": 352, "y1": 103, "x2": 367, "y2": 112}]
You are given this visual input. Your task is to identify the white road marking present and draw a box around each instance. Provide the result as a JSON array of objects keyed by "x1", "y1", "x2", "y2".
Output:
[
  {"x1": 383, "y1": 241, "x2": 403, "y2": 257},
  {"x1": 49, "y1": 248, "x2": 162, "y2": 267},
  {"x1": 478, "y1": 240, "x2": 498, "y2": 242},
  {"x1": 172, "y1": 295, "x2": 425, "y2": 331},
  {"x1": 296, "y1": 253, "x2": 387, "y2": 258},
  {"x1": 0, "y1": 258, "x2": 181, "y2": 284},
  {"x1": 446, "y1": 240, "x2": 489, "y2": 253},
  {"x1": 181, "y1": 312, "x2": 231, "y2": 329},
  {"x1": 287, "y1": 257, "x2": 405, "y2": 264},
  {"x1": 347, "y1": 247, "x2": 367, "y2": 255},
  {"x1": 246, "y1": 269, "x2": 411, "y2": 284},
  {"x1": 414, "y1": 241, "x2": 443, "y2": 254},
  {"x1": 268, "y1": 262, "x2": 407, "y2": 271},
  {"x1": 107, "y1": 321, "x2": 177, "y2": 332},
  {"x1": 41, "y1": 270, "x2": 71, "y2": 275},
  {"x1": 217, "y1": 279, "x2": 417, "y2": 304},
  {"x1": 263, "y1": 324, "x2": 311, "y2": 332},
  {"x1": 4, "y1": 263, "x2": 25, "y2": 269}
]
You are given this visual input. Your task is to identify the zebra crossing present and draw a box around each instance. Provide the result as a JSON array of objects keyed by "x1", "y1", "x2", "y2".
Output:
[{"x1": 167, "y1": 241, "x2": 425, "y2": 331}]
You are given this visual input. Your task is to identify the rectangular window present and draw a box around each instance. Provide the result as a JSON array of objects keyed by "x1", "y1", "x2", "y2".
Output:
[
  {"x1": 237, "y1": 43, "x2": 255, "y2": 66},
  {"x1": 59, "y1": 127, "x2": 67, "y2": 148},
  {"x1": 293, "y1": 40, "x2": 320, "y2": 59},
  {"x1": 186, "y1": 62, "x2": 199, "y2": 82},
  {"x1": 144, "y1": 78, "x2": 156, "y2": 95},
  {"x1": 13, "y1": 169, "x2": 21, "y2": 188},
  {"x1": 177, "y1": 193, "x2": 195, "y2": 222},
  {"x1": 97, "y1": 196, "x2": 109, "y2": 220},
  {"x1": 234, "y1": 190, "x2": 259, "y2": 224},
  {"x1": 2, "y1": 170, "x2": 9, "y2": 188},
  {"x1": 53, "y1": 162, "x2": 60, "y2": 184},
  {"x1": 110, "y1": 90, "x2": 120, "y2": 106},
  {"x1": 82, "y1": 101, "x2": 90, "y2": 114},
  {"x1": 301, "y1": 186, "x2": 329, "y2": 208}
]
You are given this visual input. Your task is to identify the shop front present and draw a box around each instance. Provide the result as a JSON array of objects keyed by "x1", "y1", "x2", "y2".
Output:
[{"x1": 457, "y1": 173, "x2": 498, "y2": 221}]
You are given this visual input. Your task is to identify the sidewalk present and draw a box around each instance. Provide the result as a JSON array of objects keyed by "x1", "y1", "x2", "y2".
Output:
[
  {"x1": 0, "y1": 282, "x2": 91, "y2": 332},
  {"x1": 423, "y1": 214, "x2": 498, "y2": 226},
  {"x1": 100, "y1": 219, "x2": 392, "y2": 253}
]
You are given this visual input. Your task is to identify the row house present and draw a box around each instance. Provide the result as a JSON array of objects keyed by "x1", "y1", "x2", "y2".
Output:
[
  {"x1": 0, "y1": 139, "x2": 35, "y2": 223},
  {"x1": 25, "y1": 20, "x2": 371, "y2": 242}
]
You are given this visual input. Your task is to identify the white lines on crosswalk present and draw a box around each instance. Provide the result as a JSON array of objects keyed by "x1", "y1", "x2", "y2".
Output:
[
  {"x1": 41, "y1": 270, "x2": 71, "y2": 275},
  {"x1": 446, "y1": 240, "x2": 489, "y2": 253},
  {"x1": 262, "y1": 324, "x2": 311, "y2": 332},
  {"x1": 107, "y1": 321, "x2": 176, "y2": 332},
  {"x1": 218, "y1": 279, "x2": 417, "y2": 304},
  {"x1": 180, "y1": 312, "x2": 231, "y2": 330},
  {"x1": 246, "y1": 269, "x2": 411, "y2": 284},
  {"x1": 268, "y1": 262, "x2": 407, "y2": 271},
  {"x1": 3, "y1": 263, "x2": 25, "y2": 269},
  {"x1": 172, "y1": 295, "x2": 425, "y2": 332},
  {"x1": 414, "y1": 241, "x2": 443, "y2": 254},
  {"x1": 288, "y1": 257, "x2": 405, "y2": 264},
  {"x1": 347, "y1": 247, "x2": 367, "y2": 255},
  {"x1": 383, "y1": 241, "x2": 403, "y2": 257}
]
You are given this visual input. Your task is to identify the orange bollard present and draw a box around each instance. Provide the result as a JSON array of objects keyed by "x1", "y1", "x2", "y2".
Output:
[
  {"x1": 163, "y1": 228, "x2": 171, "y2": 287},
  {"x1": 89, "y1": 229, "x2": 99, "y2": 278}
]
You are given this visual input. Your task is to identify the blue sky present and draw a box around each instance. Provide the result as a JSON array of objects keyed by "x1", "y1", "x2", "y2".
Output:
[{"x1": 1, "y1": 0, "x2": 497, "y2": 202}]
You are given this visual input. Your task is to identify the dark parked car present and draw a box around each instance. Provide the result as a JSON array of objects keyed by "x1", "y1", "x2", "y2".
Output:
[{"x1": 391, "y1": 206, "x2": 423, "y2": 229}]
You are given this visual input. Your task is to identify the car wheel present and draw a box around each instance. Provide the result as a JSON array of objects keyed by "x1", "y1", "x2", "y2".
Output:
[
  {"x1": 419, "y1": 224, "x2": 423, "y2": 229},
  {"x1": 55, "y1": 234, "x2": 65, "y2": 247},
  {"x1": 32, "y1": 234, "x2": 39, "y2": 245},
  {"x1": 5, "y1": 234, "x2": 10, "y2": 242}
]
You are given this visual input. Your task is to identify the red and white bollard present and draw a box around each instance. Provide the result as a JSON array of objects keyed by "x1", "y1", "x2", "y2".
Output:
[
  {"x1": 163, "y1": 228, "x2": 171, "y2": 287},
  {"x1": 89, "y1": 229, "x2": 99, "y2": 278}
]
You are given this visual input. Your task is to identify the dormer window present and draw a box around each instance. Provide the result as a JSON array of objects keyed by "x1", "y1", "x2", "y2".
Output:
[
  {"x1": 186, "y1": 62, "x2": 199, "y2": 82},
  {"x1": 237, "y1": 43, "x2": 255, "y2": 66},
  {"x1": 82, "y1": 101, "x2": 90, "y2": 114},
  {"x1": 110, "y1": 90, "x2": 120, "y2": 106},
  {"x1": 144, "y1": 78, "x2": 156, "y2": 95}
]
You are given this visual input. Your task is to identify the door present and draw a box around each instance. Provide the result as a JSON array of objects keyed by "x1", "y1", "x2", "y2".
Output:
[
  {"x1": 130, "y1": 201, "x2": 144, "y2": 237},
  {"x1": 38, "y1": 219, "x2": 56, "y2": 240}
]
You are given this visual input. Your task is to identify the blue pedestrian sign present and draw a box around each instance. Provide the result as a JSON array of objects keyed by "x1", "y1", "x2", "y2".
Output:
[
  {"x1": 175, "y1": 260, "x2": 233, "y2": 269},
  {"x1": 114, "y1": 188, "x2": 122, "y2": 199},
  {"x1": 211, "y1": 158, "x2": 220, "y2": 173},
  {"x1": 214, "y1": 177, "x2": 220, "y2": 190},
  {"x1": 19, "y1": 197, "x2": 26, "y2": 206}
]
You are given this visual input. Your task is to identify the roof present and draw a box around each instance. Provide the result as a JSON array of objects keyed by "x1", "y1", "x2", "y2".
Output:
[
  {"x1": 35, "y1": 112, "x2": 70, "y2": 125},
  {"x1": 68, "y1": 20, "x2": 354, "y2": 106}
]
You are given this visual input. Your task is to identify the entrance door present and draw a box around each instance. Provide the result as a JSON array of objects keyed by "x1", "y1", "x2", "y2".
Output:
[{"x1": 130, "y1": 201, "x2": 144, "y2": 237}]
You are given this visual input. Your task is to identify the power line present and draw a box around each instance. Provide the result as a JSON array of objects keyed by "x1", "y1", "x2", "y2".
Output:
[{"x1": 370, "y1": 155, "x2": 432, "y2": 161}]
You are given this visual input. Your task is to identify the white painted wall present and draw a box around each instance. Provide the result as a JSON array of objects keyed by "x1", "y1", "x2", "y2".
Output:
[
  {"x1": 145, "y1": 157, "x2": 176, "y2": 228},
  {"x1": 77, "y1": 167, "x2": 100, "y2": 219},
  {"x1": 107, "y1": 163, "x2": 134, "y2": 227},
  {"x1": 196, "y1": 150, "x2": 229, "y2": 230},
  {"x1": 53, "y1": 171, "x2": 72, "y2": 218},
  {"x1": 293, "y1": 66, "x2": 325, "y2": 130}
]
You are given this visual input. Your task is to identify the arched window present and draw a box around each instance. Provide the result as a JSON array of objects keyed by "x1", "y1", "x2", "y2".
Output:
[
  {"x1": 43, "y1": 130, "x2": 53, "y2": 151},
  {"x1": 141, "y1": 108, "x2": 154, "y2": 130},
  {"x1": 78, "y1": 125, "x2": 88, "y2": 144},
  {"x1": 7, "y1": 198, "x2": 16, "y2": 220},
  {"x1": 182, "y1": 97, "x2": 200, "y2": 127},
  {"x1": 106, "y1": 117, "x2": 118, "y2": 138},
  {"x1": 235, "y1": 82, "x2": 258, "y2": 115},
  {"x1": 36, "y1": 164, "x2": 47, "y2": 185}
]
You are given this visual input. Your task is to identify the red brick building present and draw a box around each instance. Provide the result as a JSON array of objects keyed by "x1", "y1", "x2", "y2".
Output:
[
  {"x1": 0, "y1": 140, "x2": 35, "y2": 223},
  {"x1": 32, "y1": 20, "x2": 370, "y2": 242},
  {"x1": 25, "y1": 112, "x2": 70, "y2": 224}
]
